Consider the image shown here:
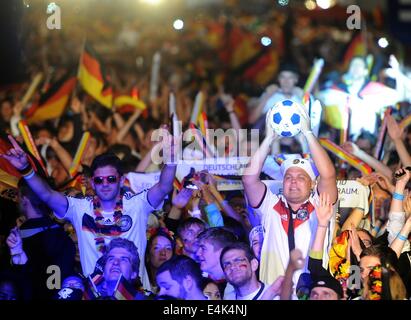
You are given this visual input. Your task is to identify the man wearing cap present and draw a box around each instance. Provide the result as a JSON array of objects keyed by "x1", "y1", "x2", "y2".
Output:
[
  {"x1": 242, "y1": 102, "x2": 337, "y2": 299},
  {"x1": 309, "y1": 275, "x2": 343, "y2": 300}
]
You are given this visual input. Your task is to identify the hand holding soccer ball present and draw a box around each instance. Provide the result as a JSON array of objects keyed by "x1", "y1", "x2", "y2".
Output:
[{"x1": 267, "y1": 99, "x2": 310, "y2": 138}]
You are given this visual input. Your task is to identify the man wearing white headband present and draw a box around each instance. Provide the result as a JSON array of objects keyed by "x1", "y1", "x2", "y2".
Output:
[{"x1": 242, "y1": 100, "x2": 338, "y2": 299}]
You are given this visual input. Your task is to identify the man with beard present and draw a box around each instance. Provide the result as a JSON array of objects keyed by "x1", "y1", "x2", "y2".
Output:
[
  {"x1": 156, "y1": 255, "x2": 206, "y2": 300},
  {"x1": 220, "y1": 242, "x2": 273, "y2": 300}
]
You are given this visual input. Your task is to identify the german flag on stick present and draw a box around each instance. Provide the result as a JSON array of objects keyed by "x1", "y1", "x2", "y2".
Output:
[
  {"x1": 113, "y1": 95, "x2": 146, "y2": 111},
  {"x1": 21, "y1": 73, "x2": 43, "y2": 108},
  {"x1": 26, "y1": 73, "x2": 77, "y2": 123},
  {"x1": 17, "y1": 120, "x2": 48, "y2": 176},
  {"x1": 190, "y1": 91, "x2": 205, "y2": 125},
  {"x1": 78, "y1": 43, "x2": 113, "y2": 108},
  {"x1": 69, "y1": 131, "x2": 90, "y2": 178},
  {"x1": 189, "y1": 123, "x2": 214, "y2": 159},
  {"x1": 113, "y1": 274, "x2": 137, "y2": 300},
  {"x1": 319, "y1": 138, "x2": 372, "y2": 175}
]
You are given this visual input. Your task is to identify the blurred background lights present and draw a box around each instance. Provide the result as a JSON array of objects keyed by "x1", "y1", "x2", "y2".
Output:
[
  {"x1": 278, "y1": 0, "x2": 289, "y2": 6},
  {"x1": 378, "y1": 37, "x2": 389, "y2": 48},
  {"x1": 47, "y1": 2, "x2": 57, "y2": 14},
  {"x1": 316, "y1": 0, "x2": 336, "y2": 9},
  {"x1": 261, "y1": 36, "x2": 272, "y2": 46},
  {"x1": 141, "y1": 0, "x2": 162, "y2": 5},
  {"x1": 305, "y1": 0, "x2": 317, "y2": 10},
  {"x1": 173, "y1": 19, "x2": 184, "y2": 30}
]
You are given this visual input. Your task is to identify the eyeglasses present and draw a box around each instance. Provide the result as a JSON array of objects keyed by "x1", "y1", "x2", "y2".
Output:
[
  {"x1": 222, "y1": 257, "x2": 248, "y2": 271},
  {"x1": 93, "y1": 175, "x2": 119, "y2": 185}
]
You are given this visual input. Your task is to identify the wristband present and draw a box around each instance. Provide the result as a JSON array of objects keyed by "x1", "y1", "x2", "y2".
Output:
[
  {"x1": 396, "y1": 233, "x2": 408, "y2": 241},
  {"x1": 188, "y1": 209, "x2": 202, "y2": 218},
  {"x1": 373, "y1": 225, "x2": 381, "y2": 233},
  {"x1": 23, "y1": 170, "x2": 35, "y2": 180},
  {"x1": 393, "y1": 192, "x2": 405, "y2": 201},
  {"x1": 18, "y1": 163, "x2": 32, "y2": 176},
  {"x1": 318, "y1": 224, "x2": 328, "y2": 228}
]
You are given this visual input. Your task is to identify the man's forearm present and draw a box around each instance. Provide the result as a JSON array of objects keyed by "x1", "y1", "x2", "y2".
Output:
[
  {"x1": 354, "y1": 149, "x2": 393, "y2": 178},
  {"x1": 303, "y1": 132, "x2": 335, "y2": 179},
  {"x1": 393, "y1": 139, "x2": 411, "y2": 167},
  {"x1": 243, "y1": 135, "x2": 273, "y2": 179}
]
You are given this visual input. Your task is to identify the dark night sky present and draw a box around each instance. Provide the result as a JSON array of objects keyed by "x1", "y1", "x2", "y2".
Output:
[{"x1": 0, "y1": 0, "x2": 24, "y2": 85}]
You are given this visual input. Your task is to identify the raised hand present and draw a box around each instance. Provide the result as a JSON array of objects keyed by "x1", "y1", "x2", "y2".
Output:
[
  {"x1": 265, "y1": 110, "x2": 279, "y2": 141},
  {"x1": 0, "y1": 135, "x2": 29, "y2": 170},
  {"x1": 341, "y1": 141, "x2": 360, "y2": 156},
  {"x1": 260, "y1": 275, "x2": 284, "y2": 300},
  {"x1": 6, "y1": 227, "x2": 23, "y2": 255},
  {"x1": 394, "y1": 167, "x2": 411, "y2": 186},
  {"x1": 172, "y1": 188, "x2": 193, "y2": 209},
  {"x1": 374, "y1": 173, "x2": 395, "y2": 194},
  {"x1": 289, "y1": 248, "x2": 305, "y2": 271},
  {"x1": 295, "y1": 100, "x2": 312, "y2": 134},
  {"x1": 70, "y1": 96, "x2": 84, "y2": 114},
  {"x1": 159, "y1": 125, "x2": 181, "y2": 165},
  {"x1": 386, "y1": 114, "x2": 403, "y2": 142},
  {"x1": 356, "y1": 174, "x2": 378, "y2": 187},
  {"x1": 348, "y1": 223, "x2": 362, "y2": 260},
  {"x1": 314, "y1": 192, "x2": 333, "y2": 226}
]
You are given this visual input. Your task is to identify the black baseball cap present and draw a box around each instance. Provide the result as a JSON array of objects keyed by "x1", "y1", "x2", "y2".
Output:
[{"x1": 310, "y1": 274, "x2": 344, "y2": 298}]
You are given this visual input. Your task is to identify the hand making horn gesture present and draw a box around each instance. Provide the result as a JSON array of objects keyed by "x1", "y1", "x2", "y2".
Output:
[{"x1": 0, "y1": 135, "x2": 30, "y2": 171}]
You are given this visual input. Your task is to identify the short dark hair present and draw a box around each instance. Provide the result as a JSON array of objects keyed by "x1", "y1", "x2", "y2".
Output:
[
  {"x1": 177, "y1": 217, "x2": 206, "y2": 237},
  {"x1": 219, "y1": 241, "x2": 256, "y2": 270},
  {"x1": 356, "y1": 130, "x2": 377, "y2": 147},
  {"x1": 196, "y1": 227, "x2": 237, "y2": 251},
  {"x1": 156, "y1": 255, "x2": 204, "y2": 289},
  {"x1": 278, "y1": 61, "x2": 299, "y2": 76},
  {"x1": 103, "y1": 238, "x2": 140, "y2": 274},
  {"x1": 18, "y1": 179, "x2": 51, "y2": 216},
  {"x1": 90, "y1": 152, "x2": 123, "y2": 176}
]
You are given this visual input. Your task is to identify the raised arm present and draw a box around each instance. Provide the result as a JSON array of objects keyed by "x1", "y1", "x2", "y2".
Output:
[
  {"x1": 249, "y1": 84, "x2": 278, "y2": 124},
  {"x1": 7, "y1": 227, "x2": 28, "y2": 265},
  {"x1": 242, "y1": 116, "x2": 279, "y2": 207},
  {"x1": 115, "y1": 109, "x2": 142, "y2": 143},
  {"x1": 386, "y1": 114, "x2": 411, "y2": 167},
  {"x1": 0, "y1": 135, "x2": 68, "y2": 218},
  {"x1": 342, "y1": 141, "x2": 393, "y2": 179},
  {"x1": 147, "y1": 129, "x2": 178, "y2": 208},
  {"x1": 36, "y1": 137, "x2": 73, "y2": 173},
  {"x1": 388, "y1": 168, "x2": 411, "y2": 257},
  {"x1": 296, "y1": 102, "x2": 338, "y2": 203},
  {"x1": 280, "y1": 249, "x2": 304, "y2": 300}
]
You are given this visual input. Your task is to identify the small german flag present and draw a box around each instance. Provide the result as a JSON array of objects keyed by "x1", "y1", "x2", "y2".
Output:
[
  {"x1": 113, "y1": 274, "x2": 138, "y2": 300},
  {"x1": 78, "y1": 43, "x2": 113, "y2": 108},
  {"x1": 25, "y1": 73, "x2": 77, "y2": 123}
]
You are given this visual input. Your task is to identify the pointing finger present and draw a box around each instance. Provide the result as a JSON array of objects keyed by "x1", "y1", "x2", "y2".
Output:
[{"x1": 8, "y1": 135, "x2": 24, "y2": 152}]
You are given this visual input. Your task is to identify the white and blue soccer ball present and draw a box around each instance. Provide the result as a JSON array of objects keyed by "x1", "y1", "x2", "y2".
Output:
[{"x1": 267, "y1": 99, "x2": 302, "y2": 137}]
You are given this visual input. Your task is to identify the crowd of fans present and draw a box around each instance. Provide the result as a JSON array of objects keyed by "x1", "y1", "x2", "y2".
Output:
[{"x1": 0, "y1": 2, "x2": 411, "y2": 300}]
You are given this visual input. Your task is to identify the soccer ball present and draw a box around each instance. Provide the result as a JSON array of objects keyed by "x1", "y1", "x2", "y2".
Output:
[{"x1": 267, "y1": 99, "x2": 302, "y2": 137}]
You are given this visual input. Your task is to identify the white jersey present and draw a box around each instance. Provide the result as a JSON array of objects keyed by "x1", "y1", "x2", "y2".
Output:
[
  {"x1": 254, "y1": 182, "x2": 335, "y2": 298},
  {"x1": 62, "y1": 190, "x2": 162, "y2": 291}
]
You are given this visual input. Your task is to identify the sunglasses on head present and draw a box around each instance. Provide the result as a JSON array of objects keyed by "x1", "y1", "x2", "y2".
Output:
[{"x1": 93, "y1": 175, "x2": 119, "y2": 185}]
